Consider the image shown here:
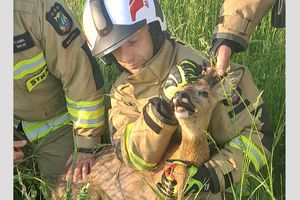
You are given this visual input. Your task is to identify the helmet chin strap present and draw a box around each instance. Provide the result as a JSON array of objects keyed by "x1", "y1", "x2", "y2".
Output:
[{"x1": 148, "y1": 22, "x2": 166, "y2": 56}]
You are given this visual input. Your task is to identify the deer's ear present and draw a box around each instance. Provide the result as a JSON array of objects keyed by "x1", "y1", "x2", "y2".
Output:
[{"x1": 213, "y1": 67, "x2": 245, "y2": 101}]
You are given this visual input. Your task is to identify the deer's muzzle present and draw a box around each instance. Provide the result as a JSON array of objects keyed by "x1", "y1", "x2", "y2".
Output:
[{"x1": 173, "y1": 91, "x2": 197, "y2": 113}]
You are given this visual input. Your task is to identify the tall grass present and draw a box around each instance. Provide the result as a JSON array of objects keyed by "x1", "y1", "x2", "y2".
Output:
[
  {"x1": 159, "y1": 1, "x2": 285, "y2": 199},
  {"x1": 14, "y1": 0, "x2": 285, "y2": 199}
]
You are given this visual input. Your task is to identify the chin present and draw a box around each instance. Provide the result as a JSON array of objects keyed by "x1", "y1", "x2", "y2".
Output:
[{"x1": 175, "y1": 111, "x2": 189, "y2": 119}]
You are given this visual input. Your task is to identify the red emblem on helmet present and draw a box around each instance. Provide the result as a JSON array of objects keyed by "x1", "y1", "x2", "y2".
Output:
[{"x1": 129, "y1": 0, "x2": 149, "y2": 21}]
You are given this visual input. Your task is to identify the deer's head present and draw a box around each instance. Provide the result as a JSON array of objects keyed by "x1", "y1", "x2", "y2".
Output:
[{"x1": 173, "y1": 67, "x2": 244, "y2": 122}]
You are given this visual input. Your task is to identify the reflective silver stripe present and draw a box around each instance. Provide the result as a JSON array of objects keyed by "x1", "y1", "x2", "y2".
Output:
[
  {"x1": 70, "y1": 115, "x2": 105, "y2": 125},
  {"x1": 22, "y1": 113, "x2": 71, "y2": 141},
  {"x1": 14, "y1": 58, "x2": 44, "y2": 76}
]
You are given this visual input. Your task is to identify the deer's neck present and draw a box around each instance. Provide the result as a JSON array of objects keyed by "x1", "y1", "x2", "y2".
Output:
[{"x1": 171, "y1": 118, "x2": 210, "y2": 166}]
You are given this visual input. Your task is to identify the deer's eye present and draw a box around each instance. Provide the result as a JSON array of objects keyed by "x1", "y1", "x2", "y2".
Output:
[{"x1": 198, "y1": 91, "x2": 208, "y2": 98}]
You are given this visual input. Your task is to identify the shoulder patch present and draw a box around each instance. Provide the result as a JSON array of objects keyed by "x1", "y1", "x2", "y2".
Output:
[
  {"x1": 46, "y1": 2, "x2": 73, "y2": 35},
  {"x1": 62, "y1": 28, "x2": 81, "y2": 48},
  {"x1": 14, "y1": 32, "x2": 35, "y2": 53}
]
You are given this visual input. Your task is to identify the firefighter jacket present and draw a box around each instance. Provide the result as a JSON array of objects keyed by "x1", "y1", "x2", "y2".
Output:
[
  {"x1": 13, "y1": 0, "x2": 105, "y2": 149},
  {"x1": 108, "y1": 38, "x2": 273, "y2": 193},
  {"x1": 212, "y1": 0, "x2": 275, "y2": 52}
]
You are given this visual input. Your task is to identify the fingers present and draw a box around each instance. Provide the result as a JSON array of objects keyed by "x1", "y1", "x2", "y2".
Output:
[
  {"x1": 64, "y1": 157, "x2": 83, "y2": 183},
  {"x1": 156, "y1": 168, "x2": 179, "y2": 198},
  {"x1": 81, "y1": 161, "x2": 91, "y2": 181},
  {"x1": 63, "y1": 154, "x2": 76, "y2": 181},
  {"x1": 72, "y1": 160, "x2": 91, "y2": 183},
  {"x1": 14, "y1": 140, "x2": 27, "y2": 148},
  {"x1": 73, "y1": 162, "x2": 83, "y2": 183},
  {"x1": 13, "y1": 140, "x2": 27, "y2": 166},
  {"x1": 205, "y1": 66, "x2": 218, "y2": 77},
  {"x1": 64, "y1": 163, "x2": 74, "y2": 181},
  {"x1": 64, "y1": 153, "x2": 92, "y2": 183},
  {"x1": 64, "y1": 154, "x2": 73, "y2": 168},
  {"x1": 14, "y1": 149, "x2": 25, "y2": 165}
]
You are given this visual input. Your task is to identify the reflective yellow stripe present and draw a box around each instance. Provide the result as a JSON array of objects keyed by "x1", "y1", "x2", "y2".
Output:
[
  {"x1": 66, "y1": 96, "x2": 105, "y2": 128},
  {"x1": 125, "y1": 123, "x2": 156, "y2": 171},
  {"x1": 22, "y1": 112, "x2": 72, "y2": 142},
  {"x1": 14, "y1": 52, "x2": 46, "y2": 80},
  {"x1": 229, "y1": 135, "x2": 267, "y2": 171},
  {"x1": 66, "y1": 96, "x2": 104, "y2": 107}
]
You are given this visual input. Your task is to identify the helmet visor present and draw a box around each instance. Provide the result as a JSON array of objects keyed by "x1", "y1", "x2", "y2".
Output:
[{"x1": 92, "y1": 20, "x2": 146, "y2": 57}]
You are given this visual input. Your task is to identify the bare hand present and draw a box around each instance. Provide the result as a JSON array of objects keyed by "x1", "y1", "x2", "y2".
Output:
[
  {"x1": 14, "y1": 140, "x2": 27, "y2": 166},
  {"x1": 64, "y1": 152, "x2": 94, "y2": 183},
  {"x1": 215, "y1": 44, "x2": 232, "y2": 76}
]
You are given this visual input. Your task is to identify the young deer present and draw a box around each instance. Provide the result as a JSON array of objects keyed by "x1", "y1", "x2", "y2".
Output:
[{"x1": 53, "y1": 68, "x2": 244, "y2": 200}]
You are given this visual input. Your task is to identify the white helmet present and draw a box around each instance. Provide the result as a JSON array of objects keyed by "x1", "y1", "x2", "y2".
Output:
[{"x1": 83, "y1": 0, "x2": 167, "y2": 57}]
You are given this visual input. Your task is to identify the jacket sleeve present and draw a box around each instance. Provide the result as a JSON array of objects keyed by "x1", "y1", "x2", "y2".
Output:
[
  {"x1": 108, "y1": 85, "x2": 178, "y2": 171},
  {"x1": 204, "y1": 65, "x2": 274, "y2": 192},
  {"x1": 38, "y1": 0, "x2": 105, "y2": 149},
  {"x1": 212, "y1": 0, "x2": 275, "y2": 52}
]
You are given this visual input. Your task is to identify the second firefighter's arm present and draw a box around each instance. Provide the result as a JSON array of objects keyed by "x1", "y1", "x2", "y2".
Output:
[{"x1": 211, "y1": 0, "x2": 275, "y2": 53}]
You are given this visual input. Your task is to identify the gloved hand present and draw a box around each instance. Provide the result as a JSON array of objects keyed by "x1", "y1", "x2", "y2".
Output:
[
  {"x1": 156, "y1": 160, "x2": 214, "y2": 198},
  {"x1": 156, "y1": 171, "x2": 178, "y2": 198},
  {"x1": 162, "y1": 59, "x2": 202, "y2": 103},
  {"x1": 156, "y1": 160, "x2": 179, "y2": 198},
  {"x1": 152, "y1": 60, "x2": 202, "y2": 120}
]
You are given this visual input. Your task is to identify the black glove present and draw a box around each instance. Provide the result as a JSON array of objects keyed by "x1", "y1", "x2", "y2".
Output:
[
  {"x1": 156, "y1": 160, "x2": 216, "y2": 198},
  {"x1": 162, "y1": 59, "x2": 202, "y2": 103},
  {"x1": 151, "y1": 60, "x2": 203, "y2": 121}
]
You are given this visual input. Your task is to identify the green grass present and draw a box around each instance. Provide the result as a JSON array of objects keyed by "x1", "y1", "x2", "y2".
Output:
[{"x1": 14, "y1": 0, "x2": 285, "y2": 199}]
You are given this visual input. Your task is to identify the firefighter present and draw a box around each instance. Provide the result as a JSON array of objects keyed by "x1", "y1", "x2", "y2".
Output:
[
  {"x1": 82, "y1": 0, "x2": 274, "y2": 198},
  {"x1": 212, "y1": 0, "x2": 285, "y2": 76},
  {"x1": 13, "y1": 0, "x2": 105, "y2": 183}
]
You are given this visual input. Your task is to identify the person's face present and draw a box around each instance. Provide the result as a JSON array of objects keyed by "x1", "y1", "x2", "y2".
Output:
[{"x1": 112, "y1": 26, "x2": 153, "y2": 75}]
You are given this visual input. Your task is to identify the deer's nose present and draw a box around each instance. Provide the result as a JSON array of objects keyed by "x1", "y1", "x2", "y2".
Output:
[{"x1": 174, "y1": 91, "x2": 190, "y2": 102}]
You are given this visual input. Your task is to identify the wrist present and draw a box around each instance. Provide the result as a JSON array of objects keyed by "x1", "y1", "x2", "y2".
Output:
[
  {"x1": 77, "y1": 148, "x2": 95, "y2": 154},
  {"x1": 74, "y1": 134, "x2": 102, "y2": 149},
  {"x1": 211, "y1": 37, "x2": 245, "y2": 54}
]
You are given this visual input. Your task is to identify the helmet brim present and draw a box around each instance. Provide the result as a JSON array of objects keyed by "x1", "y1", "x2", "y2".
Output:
[{"x1": 91, "y1": 20, "x2": 146, "y2": 57}]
